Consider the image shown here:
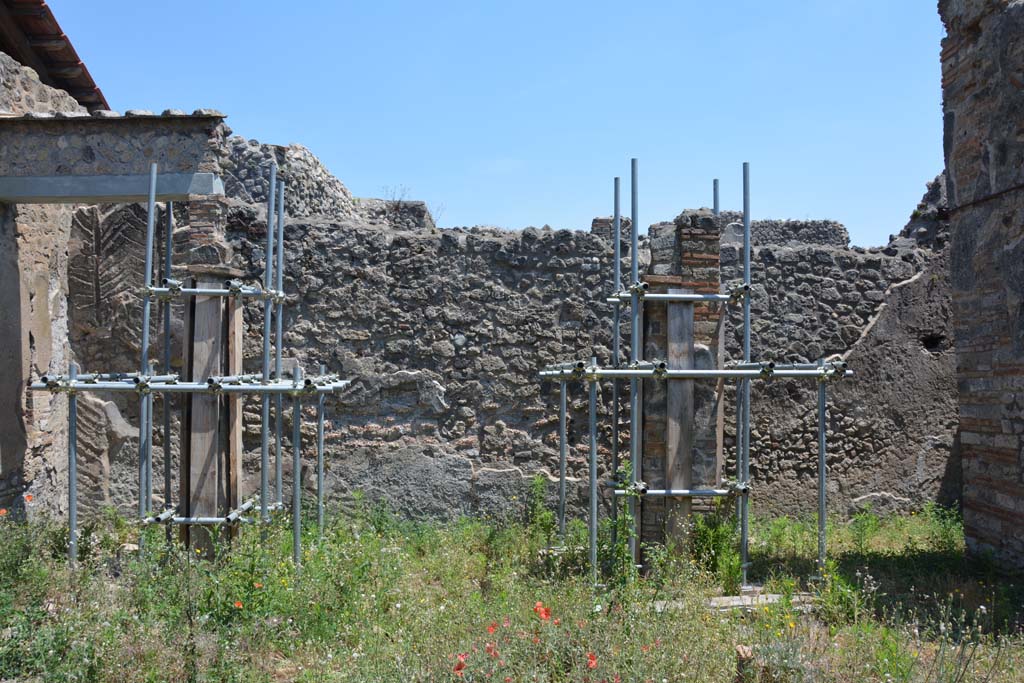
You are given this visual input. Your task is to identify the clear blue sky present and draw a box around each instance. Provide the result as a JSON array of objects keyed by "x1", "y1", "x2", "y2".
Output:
[{"x1": 49, "y1": 0, "x2": 945, "y2": 246}]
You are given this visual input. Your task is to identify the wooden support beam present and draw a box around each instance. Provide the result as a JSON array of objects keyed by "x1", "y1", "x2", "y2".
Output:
[
  {"x1": 180, "y1": 266, "x2": 245, "y2": 553},
  {"x1": 28, "y1": 36, "x2": 68, "y2": 50},
  {"x1": 665, "y1": 289, "x2": 695, "y2": 547},
  {"x1": 47, "y1": 63, "x2": 83, "y2": 78},
  {"x1": 182, "y1": 275, "x2": 224, "y2": 555},
  {"x1": 225, "y1": 295, "x2": 244, "y2": 538}
]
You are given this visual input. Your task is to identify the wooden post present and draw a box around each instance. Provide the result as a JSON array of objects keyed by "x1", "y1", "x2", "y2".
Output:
[
  {"x1": 179, "y1": 266, "x2": 244, "y2": 553},
  {"x1": 225, "y1": 293, "x2": 243, "y2": 537},
  {"x1": 665, "y1": 288, "x2": 694, "y2": 547}
]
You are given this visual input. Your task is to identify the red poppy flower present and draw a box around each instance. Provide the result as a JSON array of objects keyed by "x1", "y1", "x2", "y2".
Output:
[
  {"x1": 253, "y1": 582, "x2": 263, "y2": 589},
  {"x1": 487, "y1": 622, "x2": 497, "y2": 634},
  {"x1": 533, "y1": 601, "x2": 551, "y2": 621},
  {"x1": 23, "y1": 494, "x2": 32, "y2": 503},
  {"x1": 587, "y1": 652, "x2": 598, "y2": 669},
  {"x1": 0, "y1": 509, "x2": 7, "y2": 516},
  {"x1": 233, "y1": 601, "x2": 243, "y2": 609},
  {"x1": 454, "y1": 653, "x2": 467, "y2": 677}
]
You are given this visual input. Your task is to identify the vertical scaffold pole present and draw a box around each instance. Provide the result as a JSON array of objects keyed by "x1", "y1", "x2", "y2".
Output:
[
  {"x1": 588, "y1": 357, "x2": 598, "y2": 584},
  {"x1": 68, "y1": 362, "x2": 79, "y2": 565},
  {"x1": 628, "y1": 158, "x2": 640, "y2": 563},
  {"x1": 260, "y1": 165, "x2": 277, "y2": 525},
  {"x1": 610, "y1": 176, "x2": 621, "y2": 548},
  {"x1": 275, "y1": 181, "x2": 286, "y2": 507},
  {"x1": 817, "y1": 358, "x2": 827, "y2": 574},
  {"x1": 162, "y1": 202, "x2": 174, "y2": 513},
  {"x1": 740, "y1": 162, "x2": 752, "y2": 587},
  {"x1": 146, "y1": 360, "x2": 156, "y2": 506},
  {"x1": 138, "y1": 162, "x2": 158, "y2": 521},
  {"x1": 713, "y1": 178, "x2": 720, "y2": 216},
  {"x1": 317, "y1": 363, "x2": 326, "y2": 538},
  {"x1": 557, "y1": 379, "x2": 567, "y2": 539},
  {"x1": 292, "y1": 363, "x2": 303, "y2": 566}
]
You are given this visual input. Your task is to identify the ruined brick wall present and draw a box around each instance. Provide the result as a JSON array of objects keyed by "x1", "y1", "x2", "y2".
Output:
[{"x1": 940, "y1": 0, "x2": 1024, "y2": 567}]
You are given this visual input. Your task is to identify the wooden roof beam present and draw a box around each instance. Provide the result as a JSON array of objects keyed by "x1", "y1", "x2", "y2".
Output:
[{"x1": 0, "y1": 2, "x2": 52, "y2": 82}]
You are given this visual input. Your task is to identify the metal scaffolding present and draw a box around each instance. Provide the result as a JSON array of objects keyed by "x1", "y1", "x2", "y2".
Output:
[
  {"x1": 540, "y1": 160, "x2": 849, "y2": 586},
  {"x1": 32, "y1": 162, "x2": 348, "y2": 566}
]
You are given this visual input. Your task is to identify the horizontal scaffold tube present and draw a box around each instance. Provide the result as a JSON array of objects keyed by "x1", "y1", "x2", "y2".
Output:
[
  {"x1": 30, "y1": 379, "x2": 350, "y2": 395},
  {"x1": 141, "y1": 506, "x2": 178, "y2": 525},
  {"x1": 207, "y1": 374, "x2": 261, "y2": 386},
  {"x1": 146, "y1": 286, "x2": 281, "y2": 299},
  {"x1": 606, "y1": 292, "x2": 732, "y2": 303},
  {"x1": 39, "y1": 372, "x2": 140, "y2": 386},
  {"x1": 226, "y1": 497, "x2": 257, "y2": 523},
  {"x1": 135, "y1": 373, "x2": 178, "y2": 384},
  {"x1": 731, "y1": 360, "x2": 848, "y2": 371},
  {"x1": 613, "y1": 488, "x2": 733, "y2": 498},
  {"x1": 166, "y1": 517, "x2": 256, "y2": 525},
  {"x1": 538, "y1": 367, "x2": 851, "y2": 380},
  {"x1": 304, "y1": 373, "x2": 341, "y2": 387}
]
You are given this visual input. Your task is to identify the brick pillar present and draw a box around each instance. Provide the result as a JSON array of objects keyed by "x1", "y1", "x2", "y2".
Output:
[
  {"x1": 640, "y1": 210, "x2": 723, "y2": 552},
  {"x1": 940, "y1": 0, "x2": 1024, "y2": 569},
  {"x1": 186, "y1": 197, "x2": 230, "y2": 266}
]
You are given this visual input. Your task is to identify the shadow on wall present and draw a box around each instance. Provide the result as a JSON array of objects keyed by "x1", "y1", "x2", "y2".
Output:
[
  {"x1": 939, "y1": 430, "x2": 962, "y2": 511},
  {"x1": 0, "y1": 203, "x2": 28, "y2": 505}
]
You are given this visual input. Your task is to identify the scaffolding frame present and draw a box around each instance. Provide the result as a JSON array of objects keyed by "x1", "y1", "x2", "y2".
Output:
[
  {"x1": 540, "y1": 160, "x2": 849, "y2": 586},
  {"x1": 31, "y1": 162, "x2": 347, "y2": 565}
]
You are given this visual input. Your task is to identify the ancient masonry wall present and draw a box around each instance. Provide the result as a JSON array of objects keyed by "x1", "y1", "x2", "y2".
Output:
[
  {"x1": 47, "y1": 144, "x2": 960, "y2": 523},
  {"x1": 719, "y1": 182, "x2": 959, "y2": 516},
  {"x1": 1, "y1": 49, "x2": 961, "y2": 525},
  {"x1": 0, "y1": 51, "x2": 83, "y2": 513},
  {"x1": 940, "y1": 0, "x2": 1024, "y2": 568}
]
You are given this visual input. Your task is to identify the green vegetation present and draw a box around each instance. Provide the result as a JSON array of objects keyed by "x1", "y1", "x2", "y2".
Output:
[{"x1": 0, "y1": 492, "x2": 1020, "y2": 682}]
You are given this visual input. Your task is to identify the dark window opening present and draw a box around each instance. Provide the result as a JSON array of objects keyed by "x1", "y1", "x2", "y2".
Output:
[{"x1": 921, "y1": 333, "x2": 945, "y2": 353}]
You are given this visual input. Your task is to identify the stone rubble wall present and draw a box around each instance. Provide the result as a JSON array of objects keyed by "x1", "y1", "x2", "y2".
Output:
[
  {"x1": 223, "y1": 220, "x2": 628, "y2": 519},
  {"x1": 221, "y1": 136, "x2": 359, "y2": 221},
  {"x1": 716, "y1": 211, "x2": 851, "y2": 248},
  {"x1": 354, "y1": 198, "x2": 436, "y2": 232},
  {"x1": 52, "y1": 130, "x2": 960, "y2": 524},
  {"x1": 718, "y1": 178, "x2": 959, "y2": 516},
  {"x1": 940, "y1": 0, "x2": 1024, "y2": 568},
  {"x1": 0, "y1": 113, "x2": 228, "y2": 178},
  {"x1": 1, "y1": 48, "x2": 963, "y2": 526}
]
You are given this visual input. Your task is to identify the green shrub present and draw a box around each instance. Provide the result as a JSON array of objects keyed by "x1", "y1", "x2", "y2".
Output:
[
  {"x1": 690, "y1": 501, "x2": 741, "y2": 594},
  {"x1": 850, "y1": 507, "x2": 881, "y2": 555}
]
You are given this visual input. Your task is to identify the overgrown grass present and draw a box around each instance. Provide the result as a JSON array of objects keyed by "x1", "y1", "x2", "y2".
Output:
[{"x1": 0, "y1": 492, "x2": 1020, "y2": 682}]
